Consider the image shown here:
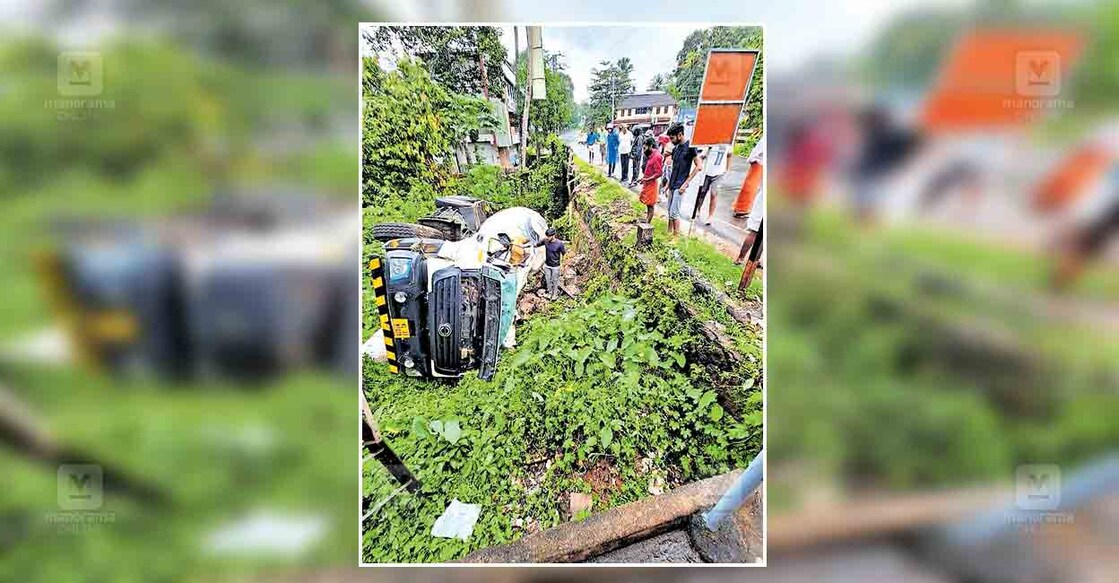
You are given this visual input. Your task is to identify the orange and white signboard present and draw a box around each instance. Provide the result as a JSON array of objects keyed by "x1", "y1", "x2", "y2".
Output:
[{"x1": 692, "y1": 49, "x2": 759, "y2": 146}]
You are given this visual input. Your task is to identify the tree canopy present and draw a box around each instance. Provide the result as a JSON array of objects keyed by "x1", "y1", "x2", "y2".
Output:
[
  {"x1": 515, "y1": 50, "x2": 578, "y2": 137},
  {"x1": 363, "y1": 26, "x2": 509, "y2": 97},
  {"x1": 585, "y1": 59, "x2": 635, "y2": 130}
]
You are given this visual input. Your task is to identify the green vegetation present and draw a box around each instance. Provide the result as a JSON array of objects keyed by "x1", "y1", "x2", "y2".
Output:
[
  {"x1": 768, "y1": 206, "x2": 1119, "y2": 503},
  {"x1": 515, "y1": 51, "x2": 579, "y2": 136},
  {"x1": 363, "y1": 26, "x2": 510, "y2": 97},
  {"x1": 363, "y1": 294, "x2": 758, "y2": 562},
  {"x1": 361, "y1": 57, "x2": 496, "y2": 206},
  {"x1": 362, "y1": 149, "x2": 762, "y2": 564}
]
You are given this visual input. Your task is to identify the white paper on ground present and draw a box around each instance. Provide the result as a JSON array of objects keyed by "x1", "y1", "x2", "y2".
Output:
[
  {"x1": 361, "y1": 330, "x2": 387, "y2": 362},
  {"x1": 430, "y1": 499, "x2": 481, "y2": 541}
]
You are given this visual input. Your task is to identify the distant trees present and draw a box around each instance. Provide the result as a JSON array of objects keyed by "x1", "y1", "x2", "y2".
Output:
[
  {"x1": 647, "y1": 73, "x2": 670, "y2": 92},
  {"x1": 585, "y1": 59, "x2": 635, "y2": 130}
]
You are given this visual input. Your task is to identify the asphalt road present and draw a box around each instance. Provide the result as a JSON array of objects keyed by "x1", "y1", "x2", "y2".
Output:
[{"x1": 561, "y1": 130, "x2": 755, "y2": 257}]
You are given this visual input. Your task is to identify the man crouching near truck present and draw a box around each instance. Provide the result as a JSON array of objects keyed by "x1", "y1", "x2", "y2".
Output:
[{"x1": 536, "y1": 228, "x2": 566, "y2": 300}]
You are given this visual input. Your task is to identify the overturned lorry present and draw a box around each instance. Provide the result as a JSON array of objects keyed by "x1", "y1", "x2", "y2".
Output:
[{"x1": 369, "y1": 197, "x2": 549, "y2": 381}]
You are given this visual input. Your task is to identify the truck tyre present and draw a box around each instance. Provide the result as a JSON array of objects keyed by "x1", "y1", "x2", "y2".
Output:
[{"x1": 371, "y1": 223, "x2": 443, "y2": 242}]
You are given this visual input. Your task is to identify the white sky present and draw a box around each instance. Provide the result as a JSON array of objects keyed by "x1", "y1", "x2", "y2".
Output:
[{"x1": 496, "y1": 25, "x2": 694, "y2": 102}]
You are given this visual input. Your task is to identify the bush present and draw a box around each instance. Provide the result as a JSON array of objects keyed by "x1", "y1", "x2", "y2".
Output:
[{"x1": 361, "y1": 58, "x2": 495, "y2": 207}]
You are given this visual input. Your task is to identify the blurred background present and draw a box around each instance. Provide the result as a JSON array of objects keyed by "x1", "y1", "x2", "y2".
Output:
[{"x1": 0, "y1": 0, "x2": 1115, "y2": 580}]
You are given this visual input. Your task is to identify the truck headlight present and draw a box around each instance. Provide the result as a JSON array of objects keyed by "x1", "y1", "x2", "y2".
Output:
[
  {"x1": 402, "y1": 356, "x2": 415, "y2": 368},
  {"x1": 394, "y1": 292, "x2": 407, "y2": 303}
]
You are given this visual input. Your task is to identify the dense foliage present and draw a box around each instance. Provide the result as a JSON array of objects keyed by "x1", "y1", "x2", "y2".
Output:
[
  {"x1": 361, "y1": 58, "x2": 496, "y2": 206},
  {"x1": 363, "y1": 26, "x2": 509, "y2": 97},
  {"x1": 363, "y1": 292, "x2": 759, "y2": 562}
]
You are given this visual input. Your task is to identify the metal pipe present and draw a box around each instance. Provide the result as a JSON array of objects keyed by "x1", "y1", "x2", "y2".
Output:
[{"x1": 704, "y1": 448, "x2": 764, "y2": 531}]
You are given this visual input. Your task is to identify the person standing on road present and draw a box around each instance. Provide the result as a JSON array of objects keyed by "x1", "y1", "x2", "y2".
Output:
[
  {"x1": 629, "y1": 127, "x2": 645, "y2": 187},
  {"x1": 734, "y1": 184, "x2": 764, "y2": 290},
  {"x1": 666, "y1": 123, "x2": 703, "y2": 238},
  {"x1": 658, "y1": 133, "x2": 673, "y2": 194},
  {"x1": 536, "y1": 228, "x2": 567, "y2": 300},
  {"x1": 639, "y1": 137, "x2": 664, "y2": 224},
  {"x1": 733, "y1": 137, "x2": 765, "y2": 218},
  {"x1": 694, "y1": 144, "x2": 731, "y2": 225},
  {"x1": 585, "y1": 128, "x2": 600, "y2": 163},
  {"x1": 618, "y1": 124, "x2": 634, "y2": 183},
  {"x1": 606, "y1": 125, "x2": 620, "y2": 178}
]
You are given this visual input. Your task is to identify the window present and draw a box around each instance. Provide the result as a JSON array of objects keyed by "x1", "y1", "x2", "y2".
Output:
[{"x1": 636, "y1": 107, "x2": 650, "y2": 115}]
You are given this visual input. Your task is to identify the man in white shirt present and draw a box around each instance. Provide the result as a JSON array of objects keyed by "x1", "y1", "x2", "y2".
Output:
[
  {"x1": 694, "y1": 144, "x2": 731, "y2": 225},
  {"x1": 618, "y1": 124, "x2": 634, "y2": 183}
]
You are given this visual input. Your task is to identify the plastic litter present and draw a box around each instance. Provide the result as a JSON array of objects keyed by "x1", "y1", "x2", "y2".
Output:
[
  {"x1": 430, "y1": 499, "x2": 481, "y2": 541},
  {"x1": 361, "y1": 331, "x2": 387, "y2": 361}
]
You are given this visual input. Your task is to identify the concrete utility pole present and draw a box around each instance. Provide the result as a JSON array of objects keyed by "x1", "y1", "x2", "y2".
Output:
[{"x1": 520, "y1": 26, "x2": 543, "y2": 167}]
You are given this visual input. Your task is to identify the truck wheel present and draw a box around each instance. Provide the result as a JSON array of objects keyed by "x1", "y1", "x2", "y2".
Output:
[{"x1": 371, "y1": 223, "x2": 443, "y2": 242}]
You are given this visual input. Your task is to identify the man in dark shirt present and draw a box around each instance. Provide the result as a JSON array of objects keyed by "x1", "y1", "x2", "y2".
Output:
[
  {"x1": 666, "y1": 123, "x2": 704, "y2": 237},
  {"x1": 536, "y1": 227, "x2": 566, "y2": 300}
]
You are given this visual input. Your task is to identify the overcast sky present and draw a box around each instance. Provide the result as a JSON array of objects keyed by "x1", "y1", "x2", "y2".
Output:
[{"x1": 496, "y1": 25, "x2": 694, "y2": 103}]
